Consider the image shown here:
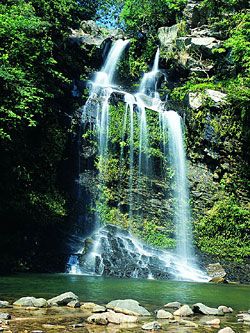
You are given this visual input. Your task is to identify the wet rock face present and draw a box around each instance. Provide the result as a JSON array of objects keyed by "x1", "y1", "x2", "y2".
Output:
[
  {"x1": 186, "y1": 90, "x2": 227, "y2": 110},
  {"x1": 190, "y1": 37, "x2": 220, "y2": 55},
  {"x1": 188, "y1": 162, "x2": 218, "y2": 220},
  {"x1": 78, "y1": 225, "x2": 176, "y2": 279},
  {"x1": 164, "y1": 21, "x2": 223, "y2": 77}
]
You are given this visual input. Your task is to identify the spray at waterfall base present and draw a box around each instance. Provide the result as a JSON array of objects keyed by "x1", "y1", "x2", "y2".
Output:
[{"x1": 68, "y1": 40, "x2": 209, "y2": 282}]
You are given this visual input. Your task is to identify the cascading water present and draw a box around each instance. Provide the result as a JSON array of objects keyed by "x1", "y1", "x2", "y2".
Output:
[
  {"x1": 138, "y1": 47, "x2": 160, "y2": 99},
  {"x1": 92, "y1": 39, "x2": 129, "y2": 160},
  {"x1": 137, "y1": 100, "x2": 149, "y2": 177},
  {"x1": 165, "y1": 111, "x2": 193, "y2": 263},
  {"x1": 124, "y1": 94, "x2": 136, "y2": 219},
  {"x1": 93, "y1": 39, "x2": 130, "y2": 88},
  {"x1": 67, "y1": 44, "x2": 208, "y2": 282},
  {"x1": 136, "y1": 49, "x2": 161, "y2": 201},
  {"x1": 74, "y1": 225, "x2": 207, "y2": 281},
  {"x1": 159, "y1": 111, "x2": 204, "y2": 280},
  {"x1": 67, "y1": 39, "x2": 129, "y2": 274}
]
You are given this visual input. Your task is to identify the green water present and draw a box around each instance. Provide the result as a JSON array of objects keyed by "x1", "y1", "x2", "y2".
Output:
[{"x1": 0, "y1": 274, "x2": 249, "y2": 311}]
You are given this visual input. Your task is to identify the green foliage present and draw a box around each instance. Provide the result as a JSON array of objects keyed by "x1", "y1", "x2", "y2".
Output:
[
  {"x1": 225, "y1": 12, "x2": 250, "y2": 73},
  {"x1": 195, "y1": 196, "x2": 250, "y2": 260},
  {"x1": 0, "y1": 2, "x2": 53, "y2": 138},
  {"x1": 29, "y1": 191, "x2": 66, "y2": 219},
  {"x1": 200, "y1": 0, "x2": 248, "y2": 19},
  {"x1": 0, "y1": 0, "x2": 249, "y2": 272},
  {"x1": 140, "y1": 220, "x2": 176, "y2": 249},
  {"x1": 0, "y1": 0, "x2": 97, "y2": 140},
  {"x1": 0, "y1": 0, "x2": 100, "y2": 272},
  {"x1": 120, "y1": 0, "x2": 187, "y2": 35},
  {"x1": 117, "y1": 0, "x2": 186, "y2": 82}
]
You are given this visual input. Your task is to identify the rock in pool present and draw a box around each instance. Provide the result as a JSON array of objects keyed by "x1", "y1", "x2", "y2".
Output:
[
  {"x1": 67, "y1": 300, "x2": 80, "y2": 308},
  {"x1": 204, "y1": 318, "x2": 221, "y2": 326},
  {"x1": 80, "y1": 302, "x2": 96, "y2": 310},
  {"x1": 92, "y1": 305, "x2": 106, "y2": 313},
  {"x1": 13, "y1": 297, "x2": 47, "y2": 308},
  {"x1": 173, "y1": 304, "x2": 193, "y2": 316},
  {"x1": 0, "y1": 313, "x2": 11, "y2": 320},
  {"x1": 164, "y1": 301, "x2": 181, "y2": 309},
  {"x1": 192, "y1": 303, "x2": 224, "y2": 315},
  {"x1": 237, "y1": 313, "x2": 250, "y2": 323},
  {"x1": 87, "y1": 310, "x2": 138, "y2": 325},
  {"x1": 218, "y1": 305, "x2": 233, "y2": 313},
  {"x1": 47, "y1": 291, "x2": 78, "y2": 306},
  {"x1": 218, "y1": 327, "x2": 235, "y2": 333},
  {"x1": 156, "y1": 309, "x2": 173, "y2": 319},
  {"x1": 0, "y1": 301, "x2": 10, "y2": 309},
  {"x1": 180, "y1": 319, "x2": 198, "y2": 328},
  {"x1": 142, "y1": 321, "x2": 161, "y2": 330},
  {"x1": 106, "y1": 299, "x2": 150, "y2": 316}
]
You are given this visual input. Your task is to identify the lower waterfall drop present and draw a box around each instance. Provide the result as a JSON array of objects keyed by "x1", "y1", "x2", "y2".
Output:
[{"x1": 165, "y1": 111, "x2": 193, "y2": 263}]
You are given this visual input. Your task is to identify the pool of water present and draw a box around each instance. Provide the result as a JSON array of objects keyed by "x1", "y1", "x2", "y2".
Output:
[{"x1": 0, "y1": 274, "x2": 249, "y2": 311}]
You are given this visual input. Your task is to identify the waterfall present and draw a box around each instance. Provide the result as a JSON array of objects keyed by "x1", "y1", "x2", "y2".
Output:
[
  {"x1": 67, "y1": 45, "x2": 208, "y2": 282},
  {"x1": 138, "y1": 47, "x2": 160, "y2": 100},
  {"x1": 137, "y1": 99, "x2": 149, "y2": 176},
  {"x1": 93, "y1": 39, "x2": 130, "y2": 88},
  {"x1": 160, "y1": 110, "x2": 198, "y2": 281},
  {"x1": 74, "y1": 225, "x2": 207, "y2": 281},
  {"x1": 67, "y1": 39, "x2": 129, "y2": 274},
  {"x1": 137, "y1": 50, "x2": 194, "y2": 266},
  {"x1": 165, "y1": 111, "x2": 193, "y2": 263},
  {"x1": 136, "y1": 49, "x2": 160, "y2": 187},
  {"x1": 152, "y1": 48, "x2": 160, "y2": 72},
  {"x1": 92, "y1": 39, "x2": 129, "y2": 162},
  {"x1": 125, "y1": 93, "x2": 136, "y2": 219}
]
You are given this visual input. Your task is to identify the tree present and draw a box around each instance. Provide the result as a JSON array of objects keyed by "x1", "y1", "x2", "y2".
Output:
[
  {"x1": 0, "y1": 0, "x2": 100, "y2": 272},
  {"x1": 120, "y1": 0, "x2": 187, "y2": 36}
]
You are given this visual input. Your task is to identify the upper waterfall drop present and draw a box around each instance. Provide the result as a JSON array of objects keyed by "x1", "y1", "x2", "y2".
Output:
[
  {"x1": 93, "y1": 39, "x2": 129, "y2": 88},
  {"x1": 138, "y1": 47, "x2": 160, "y2": 101},
  {"x1": 152, "y1": 47, "x2": 160, "y2": 73},
  {"x1": 102, "y1": 39, "x2": 129, "y2": 84}
]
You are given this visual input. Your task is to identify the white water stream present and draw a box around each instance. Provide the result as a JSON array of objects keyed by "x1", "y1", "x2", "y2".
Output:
[{"x1": 67, "y1": 41, "x2": 208, "y2": 282}]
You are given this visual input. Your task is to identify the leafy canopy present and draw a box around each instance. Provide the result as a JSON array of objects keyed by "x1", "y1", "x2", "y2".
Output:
[{"x1": 120, "y1": 0, "x2": 187, "y2": 35}]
